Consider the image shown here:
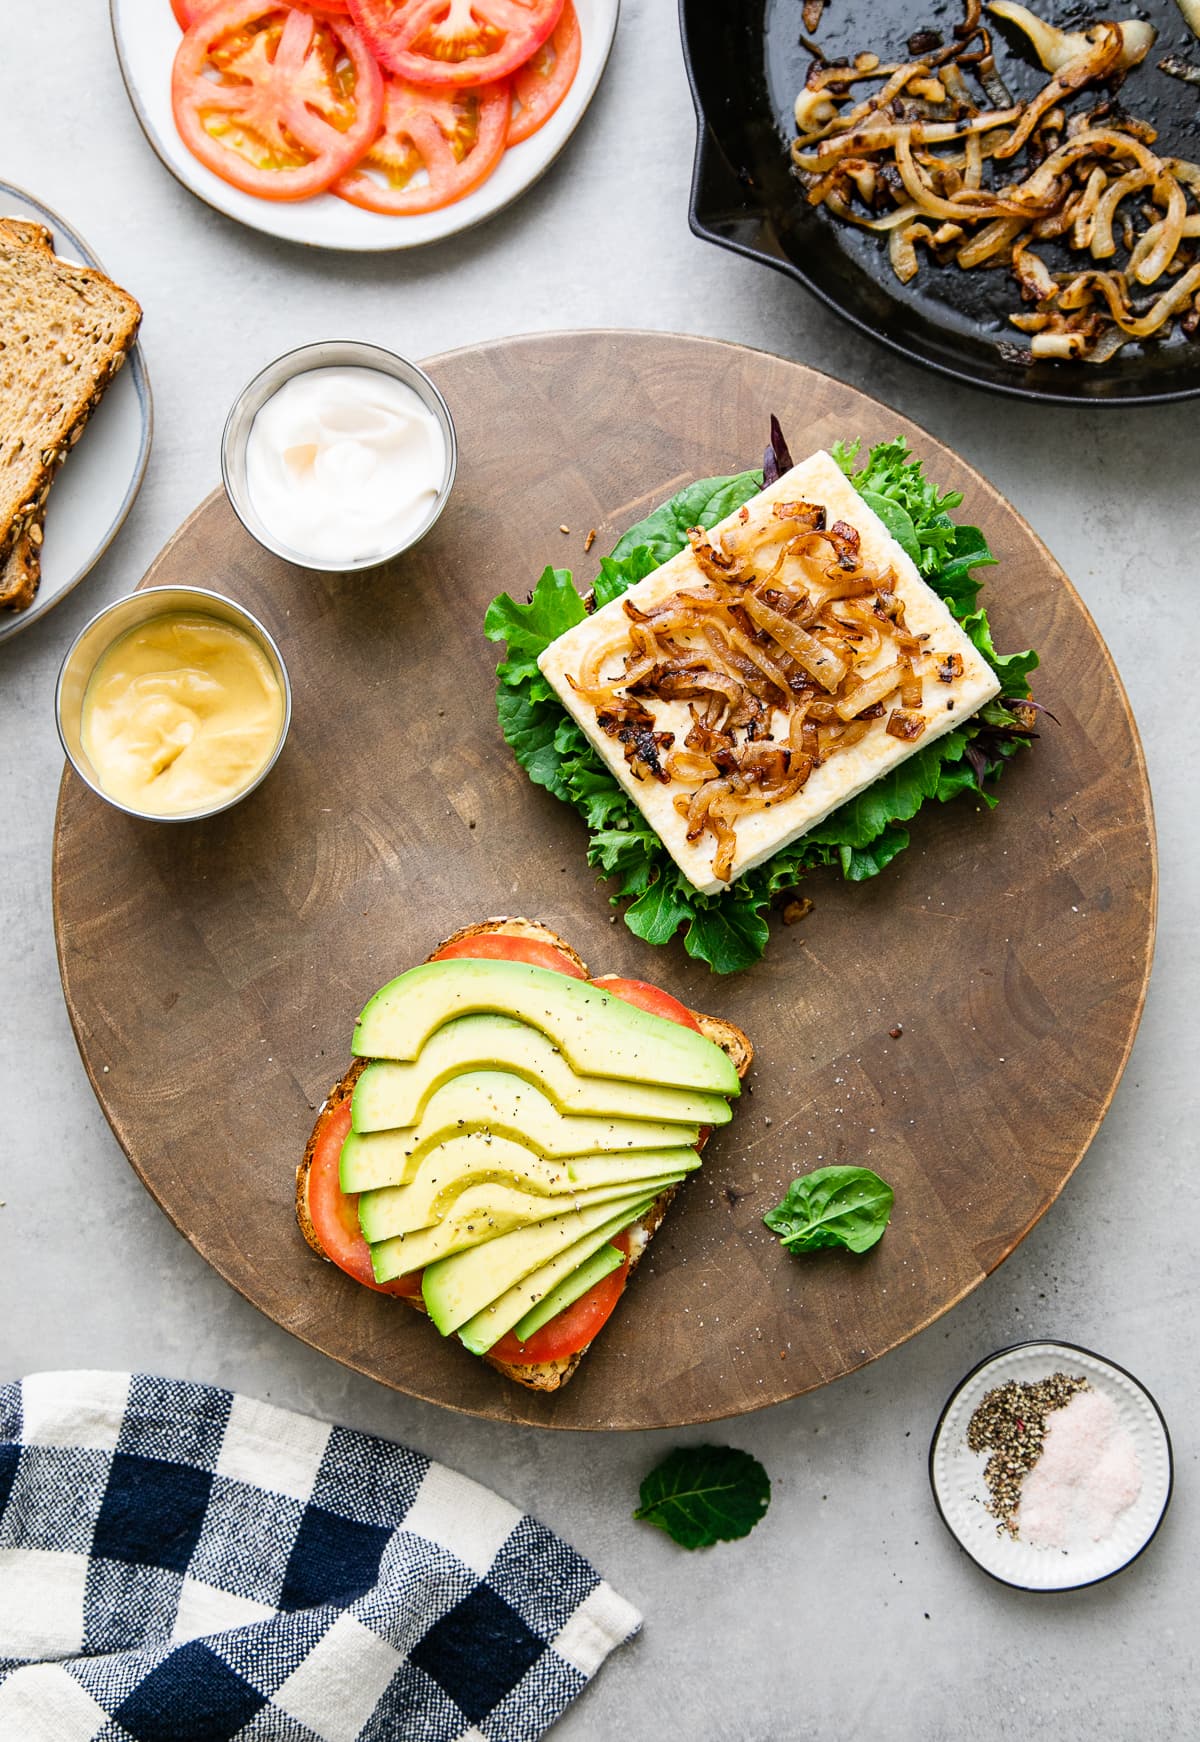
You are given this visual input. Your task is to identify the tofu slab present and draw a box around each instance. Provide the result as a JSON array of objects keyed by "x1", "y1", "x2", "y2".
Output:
[{"x1": 538, "y1": 450, "x2": 1001, "y2": 895}]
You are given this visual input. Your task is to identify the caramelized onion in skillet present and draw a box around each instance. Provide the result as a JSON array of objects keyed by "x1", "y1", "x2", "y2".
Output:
[{"x1": 790, "y1": 0, "x2": 1200, "y2": 363}]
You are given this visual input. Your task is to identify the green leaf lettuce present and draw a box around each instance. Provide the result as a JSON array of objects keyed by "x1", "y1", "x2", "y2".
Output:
[{"x1": 484, "y1": 438, "x2": 1040, "y2": 974}]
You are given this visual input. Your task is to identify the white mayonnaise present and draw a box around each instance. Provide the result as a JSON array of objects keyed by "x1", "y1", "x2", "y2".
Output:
[{"x1": 244, "y1": 366, "x2": 446, "y2": 566}]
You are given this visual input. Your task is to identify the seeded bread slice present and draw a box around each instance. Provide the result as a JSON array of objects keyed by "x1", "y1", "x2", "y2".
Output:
[
  {"x1": 0, "y1": 508, "x2": 43, "y2": 612},
  {"x1": 0, "y1": 217, "x2": 142, "y2": 610},
  {"x1": 296, "y1": 918, "x2": 753, "y2": 1393}
]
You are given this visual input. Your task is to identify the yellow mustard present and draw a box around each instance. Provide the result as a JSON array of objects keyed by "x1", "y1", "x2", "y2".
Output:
[{"x1": 80, "y1": 612, "x2": 285, "y2": 816}]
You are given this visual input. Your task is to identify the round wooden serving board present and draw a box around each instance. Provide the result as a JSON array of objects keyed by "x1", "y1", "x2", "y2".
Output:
[{"x1": 53, "y1": 332, "x2": 1155, "y2": 1430}]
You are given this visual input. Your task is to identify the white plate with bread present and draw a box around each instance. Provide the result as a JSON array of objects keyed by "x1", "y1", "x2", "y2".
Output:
[{"x1": 0, "y1": 184, "x2": 151, "y2": 644}]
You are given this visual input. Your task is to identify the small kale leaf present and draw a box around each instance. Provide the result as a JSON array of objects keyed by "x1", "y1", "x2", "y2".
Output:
[
  {"x1": 764, "y1": 1166, "x2": 895, "y2": 1254},
  {"x1": 634, "y1": 1444, "x2": 771, "y2": 1549}
]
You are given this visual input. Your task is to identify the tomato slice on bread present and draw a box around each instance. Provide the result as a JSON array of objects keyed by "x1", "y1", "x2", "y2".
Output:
[
  {"x1": 489, "y1": 1229, "x2": 633, "y2": 1365},
  {"x1": 590, "y1": 974, "x2": 703, "y2": 1034},
  {"x1": 349, "y1": 0, "x2": 564, "y2": 88},
  {"x1": 507, "y1": 0, "x2": 579, "y2": 145},
  {"x1": 172, "y1": 2, "x2": 384, "y2": 202},
  {"x1": 428, "y1": 929, "x2": 586, "y2": 977},
  {"x1": 306, "y1": 1097, "x2": 422, "y2": 1297},
  {"x1": 333, "y1": 76, "x2": 510, "y2": 216}
]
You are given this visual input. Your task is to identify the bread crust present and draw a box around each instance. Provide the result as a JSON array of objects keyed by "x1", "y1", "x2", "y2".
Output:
[
  {"x1": 296, "y1": 918, "x2": 752, "y2": 1393},
  {"x1": 0, "y1": 219, "x2": 142, "y2": 609}
]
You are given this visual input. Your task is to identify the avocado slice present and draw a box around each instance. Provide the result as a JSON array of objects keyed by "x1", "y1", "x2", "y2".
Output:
[
  {"x1": 358, "y1": 1135, "x2": 699, "y2": 1243},
  {"x1": 512, "y1": 1244, "x2": 626, "y2": 1343},
  {"x1": 353, "y1": 959, "x2": 739, "y2": 1094},
  {"x1": 341, "y1": 1068, "x2": 700, "y2": 1193},
  {"x1": 458, "y1": 1214, "x2": 642, "y2": 1355},
  {"x1": 422, "y1": 1193, "x2": 658, "y2": 1336},
  {"x1": 351, "y1": 1016, "x2": 733, "y2": 1132},
  {"x1": 370, "y1": 1172, "x2": 685, "y2": 1283}
]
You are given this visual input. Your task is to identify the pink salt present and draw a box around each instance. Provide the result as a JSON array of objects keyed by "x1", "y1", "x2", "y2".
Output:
[{"x1": 1017, "y1": 1388, "x2": 1142, "y2": 1551}]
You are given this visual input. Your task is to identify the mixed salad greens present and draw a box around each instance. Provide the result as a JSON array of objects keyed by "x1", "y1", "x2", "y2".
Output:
[{"x1": 484, "y1": 431, "x2": 1041, "y2": 975}]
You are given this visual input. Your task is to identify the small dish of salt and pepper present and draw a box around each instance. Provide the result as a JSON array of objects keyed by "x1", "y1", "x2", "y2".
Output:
[{"x1": 929, "y1": 1341, "x2": 1172, "y2": 1592}]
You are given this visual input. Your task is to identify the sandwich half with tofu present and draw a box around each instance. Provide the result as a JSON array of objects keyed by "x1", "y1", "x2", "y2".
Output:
[
  {"x1": 486, "y1": 433, "x2": 1040, "y2": 972},
  {"x1": 297, "y1": 918, "x2": 752, "y2": 1393}
]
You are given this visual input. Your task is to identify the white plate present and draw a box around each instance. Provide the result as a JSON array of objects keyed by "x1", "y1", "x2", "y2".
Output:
[
  {"x1": 111, "y1": 0, "x2": 620, "y2": 251},
  {"x1": 0, "y1": 185, "x2": 152, "y2": 647},
  {"x1": 929, "y1": 1341, "x2": 1172, "y2": 1592}
]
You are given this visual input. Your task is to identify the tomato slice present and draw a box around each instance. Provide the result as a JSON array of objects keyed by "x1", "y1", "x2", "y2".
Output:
[
  {"x1": 489, "y1": 1229, "x2": 632, "y2": 1365},
  {"x1": 333, "y1": 75, "x2": 509, "y2": 214},
  {"x1": 428, "y1": 930, "x2": 586, "y2": 977},
  {"x1": 306, "y1": 1098, "x2": 423, "y2": 1297},
  {"x1": 348, "y1": 0, "x2": 563, "y2": 88},
  {"x1": 172, "y1": 0, "x2": 349, "y2": 26},
  {"x1": 172, "y1": 2, "x2": 384, "y2": 202},
  {"x1": 590, "y1": 974, "x2": 703, "y2": 1034},
  {"x1": 508, "y1": 0, "x2": 579, "y2": 145}
]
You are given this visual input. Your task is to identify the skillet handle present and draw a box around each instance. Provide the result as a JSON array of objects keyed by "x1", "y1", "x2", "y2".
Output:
[{"x1": 687, "y1": 120, "x2": 748, "y2": 242}]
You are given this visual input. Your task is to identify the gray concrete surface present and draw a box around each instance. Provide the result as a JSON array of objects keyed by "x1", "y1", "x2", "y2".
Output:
[{"x1": 1, "y1": 3, "x2": 1196, "y2": 1737}]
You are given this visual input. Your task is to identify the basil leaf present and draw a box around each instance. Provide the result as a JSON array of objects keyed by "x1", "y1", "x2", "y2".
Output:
[
  {"x1": 609, "y1": 470, "x2": 762, "y2": 566},
  {"x1": 764, "y1": 1166, "x2": 894, "y2": 1254},
  {"x1": 634, "y1": 1445, "x2": 770, "y2": 1549}
]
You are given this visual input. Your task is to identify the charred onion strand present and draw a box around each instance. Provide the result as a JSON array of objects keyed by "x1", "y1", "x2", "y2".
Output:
[
  {"x1": 790, "y1": 0, "x2": 1200, "y2": 364},
  {"x1": 571, "y1": 516, "x2": 961, "y2": 880}
]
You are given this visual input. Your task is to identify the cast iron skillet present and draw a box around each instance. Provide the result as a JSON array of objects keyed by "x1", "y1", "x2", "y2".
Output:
[{"x1": 680, "y1": 0, "x2": 1200, "y2": 404}]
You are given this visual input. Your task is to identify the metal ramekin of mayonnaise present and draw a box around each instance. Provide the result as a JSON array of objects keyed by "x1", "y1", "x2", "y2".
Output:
[
  {"x1": 56, "y1": 587, "x2": 291, "y2": 822},
  {"x1": 220, "y1": 341, "x2": 457, "y2": 572}
]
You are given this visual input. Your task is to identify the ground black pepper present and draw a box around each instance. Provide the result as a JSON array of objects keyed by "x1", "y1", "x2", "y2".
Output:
[{"x1": 966, "y1": 1373, "x2": 1090, "y2": 1535}]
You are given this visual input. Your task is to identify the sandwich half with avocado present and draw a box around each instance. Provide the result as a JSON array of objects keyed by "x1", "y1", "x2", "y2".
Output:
[{"x1": 297, "y1": 918, "x2": 752, "y2": 1392}]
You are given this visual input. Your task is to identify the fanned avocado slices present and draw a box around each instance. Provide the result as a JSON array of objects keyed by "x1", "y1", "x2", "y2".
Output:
[
  {"x1": 353, "y1": 958, "x2": 740, "y2": 1093},
  {"x1": 357, "y1": 1136, "x2": 698, "y2": 1243},
  {"x1": 422, "y1": 1194, "x2": 659, "y2": 1338},
  {"x1": 351, "y1": 1014, "x2": 733, "y2": 1131},
  {"x1": 341, "y1": 1068, "x2": 699, "y2": 1193}
]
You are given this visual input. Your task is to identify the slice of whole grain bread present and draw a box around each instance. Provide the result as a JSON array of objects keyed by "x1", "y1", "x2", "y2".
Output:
[
  {"x1": 296, "y1": 918, "x2": 753, "y2": 1393},
  {"x1": 0, "y1": 217, "x2": 141, "y2": 610}
]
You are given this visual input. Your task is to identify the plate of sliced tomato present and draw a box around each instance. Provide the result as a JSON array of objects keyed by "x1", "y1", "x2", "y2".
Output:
[{"x1": 111, "y1": 0, "x2": 616, "y2": 248}]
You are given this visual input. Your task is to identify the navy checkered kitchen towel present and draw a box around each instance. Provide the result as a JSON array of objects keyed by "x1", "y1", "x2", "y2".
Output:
[{"x1": 0, "y1": 1373, "x2": 640, "y2": 1742}]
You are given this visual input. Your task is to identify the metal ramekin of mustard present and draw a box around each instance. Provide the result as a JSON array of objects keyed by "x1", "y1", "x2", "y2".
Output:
[{"x1": 56, "y1": 587, "x2": 291, "y2": 821}]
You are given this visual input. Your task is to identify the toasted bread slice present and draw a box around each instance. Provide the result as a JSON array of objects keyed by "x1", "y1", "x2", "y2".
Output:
[
  {"x1": 0, "y1": 510, "x2": 42, "y2": 612},
  {"x1": 297, "y1": 919, "x2": 752, "y2": 1393},
  {"x1": 0, "y1": 217, "x2": 141, "y2": 610}
]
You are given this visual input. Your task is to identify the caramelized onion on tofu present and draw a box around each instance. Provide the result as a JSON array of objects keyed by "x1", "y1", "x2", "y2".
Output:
[{"x1": 567, "y1": 509, "x2": 940, "y2": 880}]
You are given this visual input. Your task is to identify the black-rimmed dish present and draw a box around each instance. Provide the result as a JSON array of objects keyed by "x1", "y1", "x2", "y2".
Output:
[
  {"x1": 929, "y1": 1340, "x2": 1173, "y2": 1591},
  {"x1": 679, "y1": 0, "x2": 1200, "y2": 405}
]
